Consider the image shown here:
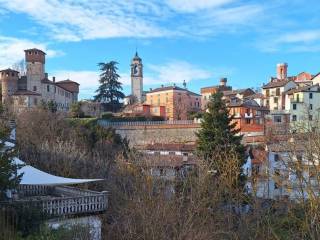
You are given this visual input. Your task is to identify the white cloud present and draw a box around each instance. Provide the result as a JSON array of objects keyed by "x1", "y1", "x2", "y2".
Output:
[
  {"x1": 257, "y1": 30, "x2": 320, "y2": 53},
  {"x1": 0, "y1": 35, "x2": 61, "y2": 69},
  {"x1": 0, "y1": 0, "x2": 267, "y2": 41},
  {"x1": 166, "y1": 0, "x2": 234, "y2": 12},
  {"x1": 0, "y1": 0, "x2": 172, "y2": 41}
]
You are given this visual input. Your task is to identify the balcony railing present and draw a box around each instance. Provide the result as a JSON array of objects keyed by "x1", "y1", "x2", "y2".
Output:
[
  {"x1": 16, "y1": 185, "x2": 108, "y2": 218},
  {"x1": 98, "y1": 119, "x2": 198, "y2": 127}
]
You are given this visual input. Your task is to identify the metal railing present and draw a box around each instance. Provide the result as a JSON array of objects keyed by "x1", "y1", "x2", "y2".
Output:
[{"x1": 98, "y1": 119, "x2": 198, "y2": 127}]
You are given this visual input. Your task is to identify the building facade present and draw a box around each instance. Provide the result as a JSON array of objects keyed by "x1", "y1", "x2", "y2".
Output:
[
  {"x1": 228, "y1": 99, "x2": 269, "y2": 135},
  {"x1": 0, "y1": 48, "x2": 79, "y2": 112},
  {"x1": 145, "y1": 85, "x2": 201, "y2": 120},
  {"x1": 200, "y1": 78, "x2": 232, "y2": 109}
]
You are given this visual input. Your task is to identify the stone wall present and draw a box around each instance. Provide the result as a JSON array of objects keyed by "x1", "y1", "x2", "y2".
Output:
[{"x1": 108, "y1": 124, "x2": 200, "y2": 147}]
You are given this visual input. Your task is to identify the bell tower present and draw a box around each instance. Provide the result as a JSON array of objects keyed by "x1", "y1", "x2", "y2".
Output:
[{"x1": 131, "y1": 51, "x2": 143, "y2": 103}]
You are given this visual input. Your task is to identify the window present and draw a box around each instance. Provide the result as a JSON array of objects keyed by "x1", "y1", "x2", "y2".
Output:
[
  {"x1": 309, "y1": 115, "x2": 313, "y2": 121},
  {"x1": 309, "y1": 92, "x2": 313, "y2": 99},
  {"x1": 266, "y1": 100, "x2": 270, "y2": 106},
  {"x1": 33, "y1": 86, "x2": 37, "y2": 91},
  {"x1": 169, "y1": 151, "x2": 175, "y2": 155},
  {"x1": 274, "y1": 97, "x2": 278, "y2": 103},
  {"x1": 276, "y1": 88, "x2": 280, "y2": 96},
  {"x1": 33, "y1": 98, "x2": 38, "y2": 106},
  {"x1": 47, "y1": 85, "x2": 50, "y2": 92},
  {"x1": 274, "y1": 183, "x2": 279, "y2": 189},
  {"x1": 274, "y1": 116, "x2": 282, "y2": 123},
  {"x1": 266, "y1": 89, "x2": 270, "y2": 97},
  {"x1": 293, "y1": 103, "x2": 296, "y2": 110},
  {"x1": 310, "y1": 104, "x2": 313, "y2": 110},
  {"x1": 292, "y1": 115, "x2": 297, "y2": 121},
  {"x1": 159, "y1": 168, "x2": 164, "y2": 176},
  {"x1": 204, "y1": 96, "x2": 207, "y2": 100},
  {"x1": 246, "y1": 119, "x2": 251, "y2": 124},
  {"x1": 274, "y1": 154, "x2": 279, "y2": 162}
]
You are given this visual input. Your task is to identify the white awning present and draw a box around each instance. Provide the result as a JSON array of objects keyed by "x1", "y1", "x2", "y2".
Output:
[{"x1": 14, "y1": 158, "x2": 104, "y2": 186}]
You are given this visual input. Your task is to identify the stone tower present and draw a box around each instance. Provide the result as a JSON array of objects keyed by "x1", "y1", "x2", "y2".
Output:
[
  {"x1": 25, "y1": 48, "x2": 46, "y2": 94},
  {"x1": 0, "y1": 69, "x2": 19, "y2": 103},
  {"x1": 277, "y1": 63, "x2": 288, "y2": 80},
  {"x1": 131, "y1": 51, "x2": 143, "y2": 103}
]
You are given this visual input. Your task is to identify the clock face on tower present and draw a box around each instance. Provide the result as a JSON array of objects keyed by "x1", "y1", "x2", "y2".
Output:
[{"x1": 133, "y1": 64, "x2": 140, "y2": 76}]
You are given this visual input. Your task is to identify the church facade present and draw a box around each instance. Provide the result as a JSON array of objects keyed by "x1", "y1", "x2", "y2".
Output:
[{"x1": 0, "y1": 48, "x2": 79, "y2": 112}]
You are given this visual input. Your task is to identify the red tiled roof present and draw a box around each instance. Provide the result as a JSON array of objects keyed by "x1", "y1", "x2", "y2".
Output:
[
  {"x1": 262, "y1": 80, "x2": 293, "y2": 89},
  {"x1": 56, "y1": 79, "x2": 80, "y2": 85},
  {"x1": 148, "y1": 86, "x2": 201, "y2": 96}
]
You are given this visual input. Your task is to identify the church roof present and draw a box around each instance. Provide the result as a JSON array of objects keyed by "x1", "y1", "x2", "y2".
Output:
[{"x1": 133, "y1": 51, "x2": 141, "y2": 61}]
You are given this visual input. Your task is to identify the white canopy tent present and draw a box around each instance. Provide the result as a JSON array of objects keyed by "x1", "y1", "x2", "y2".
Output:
[{"x1": 14, "y1": 158, "x2": 103, "y2": 186}]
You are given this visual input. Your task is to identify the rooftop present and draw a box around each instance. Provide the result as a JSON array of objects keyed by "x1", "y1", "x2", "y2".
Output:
[
  {"x1": 262, "y1": 80, "x2": 293, "y2": 89},
  {"x1": 148, "y1": 85, "x2": 201, "y2": 96}
]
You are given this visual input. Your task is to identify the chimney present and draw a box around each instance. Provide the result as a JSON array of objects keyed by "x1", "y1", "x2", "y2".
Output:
[
  {"x1": 183, "y1": 80, "x2": 187, "y2": 89},
  {"x1": 53, "y1": 76, "x2": 56, "y2": 83},
  {"x1": 220, "y1": 77, "x2": 227, "y2": 86},
  {"x1": 276, "y1": 63, "x2": 288, "y2": 80},
  {"x1": 161, "y1": 84, "x2": 164, "y2": 88},
  {"x1": 173, "y1": 83, "x2": 176, "y2": 87},
  {"x1": 149, "y1": 88, "x2": 152, "y2": 91},
  {"x1": 45, "y1": 73, "x2": 48, "y2": 79}
]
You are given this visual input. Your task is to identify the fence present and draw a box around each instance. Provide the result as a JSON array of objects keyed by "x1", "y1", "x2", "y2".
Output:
[
  {"x1": 98, "y1": 119, "x2": 200, "y2": 127},
  {"x1": 16, "y1": 185, "x2": 108, "y2": 218}
]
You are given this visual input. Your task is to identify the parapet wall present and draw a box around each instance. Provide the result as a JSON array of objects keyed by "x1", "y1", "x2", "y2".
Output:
[{"x1": 99, "y1": 121, "x2": 201, "y2": 147}]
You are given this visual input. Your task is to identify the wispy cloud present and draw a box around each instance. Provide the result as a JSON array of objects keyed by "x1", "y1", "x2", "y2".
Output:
[
  {"x1": 258, "y1": 29, "x2": 320, "y2": 53},
  {"x1": 0, "y1": 35, "x2": 61, "y2": 69},
  {"x1": 165, "y1": 0, "x2": 235, "y2": 13},
  {"x1": 0, "y1": 0, "x2": 173, "y2": 41},
  {"x1": 0, "y1": 0, "x2": 266, "y2": 41}
]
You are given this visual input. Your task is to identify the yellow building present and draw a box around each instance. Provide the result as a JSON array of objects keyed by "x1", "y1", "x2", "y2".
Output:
[{"x1": 145, "y1": 85, "x2": 201, "y2": 120}]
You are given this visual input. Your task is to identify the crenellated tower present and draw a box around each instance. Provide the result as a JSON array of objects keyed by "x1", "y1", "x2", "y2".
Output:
[
  {"x1": 25, "y1": 48, "x2": 46, "y2": 94},
  {"x1": 0, "y1": 69, "x2": 19, "y2": 103}
]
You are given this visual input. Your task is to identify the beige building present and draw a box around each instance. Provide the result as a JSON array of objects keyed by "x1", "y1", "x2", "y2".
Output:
[
  {"x1": 145, "y1": 85, "x2": 201, "y2": 120},
  {"x1": 0, "y1": 48, "x2": 79, "y2": 112}
]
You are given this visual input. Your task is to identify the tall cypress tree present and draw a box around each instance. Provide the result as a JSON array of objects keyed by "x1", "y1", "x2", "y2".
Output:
[
  {"x1": 94, "y1": 61, "x2": 125, "y2": 112},
  {"x1": 196, "y1": 92, "x2": 245, "y2": 181}
]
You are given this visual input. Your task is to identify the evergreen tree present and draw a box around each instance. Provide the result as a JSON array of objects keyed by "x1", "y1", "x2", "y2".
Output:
[
  {"x1": 196, "y1": 92, "x2": 246, "y2": 183},
  {"x1": 94, "y1": 61, "x2": 125, "y2": 112},
  {"x1": 0, "y1": 128, "x2": 23, "y2": 200}
]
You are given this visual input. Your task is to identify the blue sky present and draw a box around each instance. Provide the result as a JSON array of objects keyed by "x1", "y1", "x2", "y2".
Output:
[{"x1": 1, "y1": 0, "x2": 320, "y2": 99}]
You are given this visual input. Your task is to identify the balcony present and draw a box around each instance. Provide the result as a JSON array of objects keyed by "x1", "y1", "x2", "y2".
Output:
[{"x1": 15, "y1": 185, "x2": 108, "y2": 218}]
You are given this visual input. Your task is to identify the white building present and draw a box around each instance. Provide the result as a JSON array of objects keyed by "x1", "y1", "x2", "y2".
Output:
[
  {"x1": 246, "y1": 143, "x2": 319, "y2": 201},
  {"x1": 285, "y1": 84, "x2": 320, "y2": 125}
]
